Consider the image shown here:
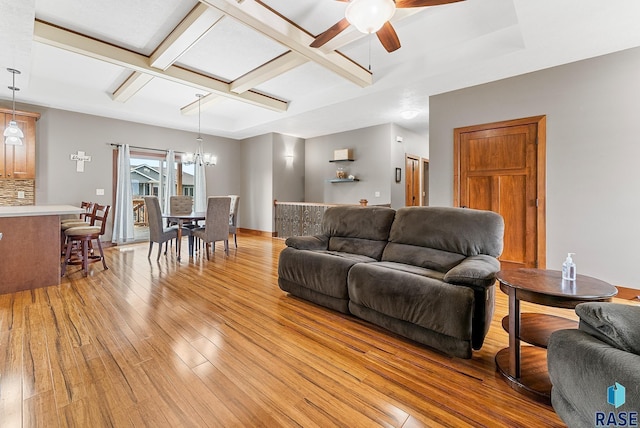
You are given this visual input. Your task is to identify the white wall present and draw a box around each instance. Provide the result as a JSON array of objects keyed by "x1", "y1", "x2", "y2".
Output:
[{"x1": 430, "y1": 46, "x2": 640, "y2": 289}]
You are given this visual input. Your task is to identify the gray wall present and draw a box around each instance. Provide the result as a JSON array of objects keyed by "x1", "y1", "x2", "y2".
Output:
[
  {"x1": 240, "y1": 134, "x2": 273, "y2": 233},
  {"x1": 14, "y1": 106, "x2": 241, "y2": 240},
  {"x1": 430, "y1": 46, "x2": 640, "y2": 289},
  {"x1": 305, "y1": 123, "x2": 427, "y2": 208}
]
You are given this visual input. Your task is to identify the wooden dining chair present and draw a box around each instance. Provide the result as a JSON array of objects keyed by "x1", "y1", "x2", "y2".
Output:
[
  {"x1": 61, "y1": 204, "x2": 110, "y2": 276},
  {"x1": 192, "y1": 196, "x2": 231, "y2": 259},
  {"x1": 144, "y1": 196, "x2": 178, "y2": 260}
]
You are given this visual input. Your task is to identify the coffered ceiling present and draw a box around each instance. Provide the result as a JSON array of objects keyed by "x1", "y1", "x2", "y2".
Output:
[{"x1": 2, "y1": 0, "x2": 640, "y2": 139}]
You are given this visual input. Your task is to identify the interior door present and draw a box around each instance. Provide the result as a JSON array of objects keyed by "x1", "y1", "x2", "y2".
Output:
[
  {"x1": 454, "y1": 116, "x2": 546, "y2": 269},
  {"x1": 405, "y1": 155, "x2": 420, "y2": 206}
]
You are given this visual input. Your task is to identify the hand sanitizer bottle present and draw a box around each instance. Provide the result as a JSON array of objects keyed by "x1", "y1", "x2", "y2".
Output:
[{"x1": 562, "y1": 253, "x2": 576, "y2": 281}]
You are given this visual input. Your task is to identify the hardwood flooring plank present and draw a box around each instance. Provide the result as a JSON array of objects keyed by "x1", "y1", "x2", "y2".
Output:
[{"x1": 0, "y1": 235, "x2": 600, "y2": 426}]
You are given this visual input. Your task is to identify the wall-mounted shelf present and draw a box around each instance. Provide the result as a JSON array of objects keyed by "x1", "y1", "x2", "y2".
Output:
[
  {"x1": 329, "y1": 178, "x2": 360, "y2": 183},
  {"x1": 329, "y1": 159, "x2": 354, "y2": 163}
]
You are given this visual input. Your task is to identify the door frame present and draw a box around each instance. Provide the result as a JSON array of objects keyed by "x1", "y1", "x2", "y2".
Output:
[
  {"x1": 453, "y1": 115, "x2": 547, "y2": 268},
  {"x1": 405, "y1": 154, "x2": 421, "y2": 206}
]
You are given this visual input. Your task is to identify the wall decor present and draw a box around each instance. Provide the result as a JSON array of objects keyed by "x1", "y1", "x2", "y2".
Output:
[{"x1": 395, "y1": 167, "x2": 401, "y2": 183}]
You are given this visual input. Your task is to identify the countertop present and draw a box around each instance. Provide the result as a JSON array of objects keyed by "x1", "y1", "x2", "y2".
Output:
[{"x1": 0, "y1": 204, "x2": 83, "y2": 218}]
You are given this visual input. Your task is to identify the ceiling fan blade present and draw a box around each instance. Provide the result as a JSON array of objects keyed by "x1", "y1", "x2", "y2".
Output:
[
  {"x1": 310, "y1": 18, "x2": 350, "y2": 48},
  {"x1": 395, "y1": 0, "x2": 464, "y2": 8},
  {"x1": 376, "y1": 22, "x2": 401, "y2": 53}
]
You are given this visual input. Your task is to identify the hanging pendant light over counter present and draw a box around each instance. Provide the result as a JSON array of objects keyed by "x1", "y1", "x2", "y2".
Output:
[{"x1": 4, "y1": 68, "x2": 24, "y2": 145}]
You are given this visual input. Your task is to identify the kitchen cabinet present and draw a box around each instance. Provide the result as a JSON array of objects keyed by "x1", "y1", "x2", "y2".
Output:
[{"x1": 0, "y1": 108, "x2": 39, "y2": 179}]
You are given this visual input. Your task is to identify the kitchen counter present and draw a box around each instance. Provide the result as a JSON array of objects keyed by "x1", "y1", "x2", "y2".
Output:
[
  {"x1": 0, "y1": 204, "x2": 83, "y2": 294},
  {"x1": 0, "y1": 204, "x2": 83, "y2": 217}
]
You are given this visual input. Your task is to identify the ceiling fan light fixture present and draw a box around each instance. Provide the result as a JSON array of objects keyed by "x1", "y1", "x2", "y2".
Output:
[
  {"x1": 345, "y1": 0, "x2": 396, "y2": 34},
  {"x1": 401, "y1": 110, "x2": 419, "y2": 120}
]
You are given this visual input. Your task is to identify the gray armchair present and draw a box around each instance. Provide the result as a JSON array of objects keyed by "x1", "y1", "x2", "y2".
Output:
[
  {"x1": 193, "y1": 197, "x2": 231, "y2": 259},
  {"x1": 144, "y1": 196, "x2": 178, "y2": 260},
  {"x1": 548, "y1": 302, "x2": 640, "y2": 428}
]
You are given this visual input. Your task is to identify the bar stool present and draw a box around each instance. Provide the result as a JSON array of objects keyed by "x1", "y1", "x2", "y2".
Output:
[
  {"x1": 60, "y1": 202, "x2": 95, "y2": 253},
  {"x1": 62, "y1": 204, "x2": 110, "y2": 277}
]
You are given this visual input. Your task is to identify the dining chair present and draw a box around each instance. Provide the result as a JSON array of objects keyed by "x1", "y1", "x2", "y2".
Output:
[
  {"x1": 61, "y1": 203, "x2": 110, "y2": 276},
  {"x1": 169, "y1": 195, "x2": 197, "y2": 255},
  {"x1": 228, "y1": 194, "x2": 240, "y2": 248},
  {"x1": 192, "y1": 196, "x2": 231, "y2": 259},
  {"x1": 144, "y1": 196, "x2": 178, "y2": 260}
]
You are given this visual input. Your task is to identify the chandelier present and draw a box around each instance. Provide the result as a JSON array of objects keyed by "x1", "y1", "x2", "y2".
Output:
[
  {"x1": 182, "y1": 94, "x2": 216, "y2": 166},
  {"x1": 4, "y1": 68, "x2": 24, "y2": 145}
]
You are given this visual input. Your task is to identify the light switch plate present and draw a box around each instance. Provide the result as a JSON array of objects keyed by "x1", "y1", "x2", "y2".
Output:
[
  {"x1": 17, "y1": 191, "x2": 25, "y2": 199},
  {"x1": 375, "y1": 191, "x2": 380, "y2": 197},
  {"x1": 96, "y1": 188, "x2": 105, "y2": 195}
]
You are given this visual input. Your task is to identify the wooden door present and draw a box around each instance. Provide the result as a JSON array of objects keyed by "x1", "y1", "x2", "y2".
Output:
[
  {"x1": 422, "y1": 159, "x2": 429, "y2": 206},
  {"x1": 454, "y1": 116, "x2": 546, "y2": 269},
  {"x1": 405, "y1": 155, "x2": 420, "y2": 206}
]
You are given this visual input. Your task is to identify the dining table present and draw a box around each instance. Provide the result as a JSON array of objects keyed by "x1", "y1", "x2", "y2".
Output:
[{"x1": 163, "y1": 211, "x2": 205, "y2": 260}]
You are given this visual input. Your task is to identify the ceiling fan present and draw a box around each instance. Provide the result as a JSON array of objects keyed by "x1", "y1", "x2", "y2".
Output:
[{"x1": 310, "y1": 0, "x2": 465, "y2": 53}]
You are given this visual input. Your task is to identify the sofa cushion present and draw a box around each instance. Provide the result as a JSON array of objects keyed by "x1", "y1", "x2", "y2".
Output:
[
  {"x1": 322, "y1": 206, "x2": 396, "y2": 259},
  {"x1": 388, "y1": 207, "x2": 504, "y2": 257},
  {"x1": 382, "y1": 242, "x2": 465, "y2": 272},
  {"x1": 443, "y1": 255, "x2": 501, "y2": 288},
  {"x1": 278, "y1": 247, "x2": 376, "y2": 300},
  {"x1": 370, "y1": 261, "x2": 445, "y2": 281},
  {"x1": 348, "y1": 262, "x2": 475, "y2": 341},
  {"x1": 576, "y1": 302, "x2": 640, "y2": 355}
]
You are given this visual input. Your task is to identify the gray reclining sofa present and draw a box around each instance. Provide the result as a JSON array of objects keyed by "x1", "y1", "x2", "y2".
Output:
[{"x1": 278, "y1": 205, "x2": 504, "y2": 358}]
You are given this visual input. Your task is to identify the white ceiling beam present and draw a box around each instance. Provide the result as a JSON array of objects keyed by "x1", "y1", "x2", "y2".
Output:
[
  {"x1": 150, "y1": 3, "x2": 225, "y2": 70},
  {"x1": 230, "y1": 51, "x2": 307, "y2": 94},
  {"x1": 180, "y1": 93, "x2": 225, "y2": 115},
  {"x1": 199, "y1": 0, "x2": 372, "y2": 88},
  {"x1": 33, "y1": 20, "x2": 288, "y2": 112},
  {"x1": 111, "y1": 71, "x2": 154, "y2": 102}
]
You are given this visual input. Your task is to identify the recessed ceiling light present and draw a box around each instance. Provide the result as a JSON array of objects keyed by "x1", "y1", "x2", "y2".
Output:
[{"x1": 401, "y1": 110, "x2": 419, "y2": 120}]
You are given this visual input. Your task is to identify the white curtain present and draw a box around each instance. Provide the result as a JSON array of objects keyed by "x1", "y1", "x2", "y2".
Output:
[
  {"x1": 194, "y1": 152, "x2": 207, "y2": 212},
  {"x1": 162, "y1": 149, "x2": 176, "y2": 214},
  {"x1": 111, "y1": 144, "x2": 135, "y2": 244}
]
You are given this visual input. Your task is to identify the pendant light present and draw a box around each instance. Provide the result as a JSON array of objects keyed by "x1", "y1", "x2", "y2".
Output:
[
  {"x1": 182, "y1": 94, "x2": 216, "y2": 166},
  {"x1": 4, "y1": 68, "x2": 24, "y2": 145}
]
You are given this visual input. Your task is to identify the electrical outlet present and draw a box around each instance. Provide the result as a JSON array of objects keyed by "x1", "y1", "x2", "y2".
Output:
[
  {"x1": 375, "y1": 191, "x2": 380, "y2": 197},
  {"x1": 96, "y1": 188, "x2": 105, "y2": 196},
  {"x1": 17, "y1": 191, "x2": 25, "y2": 199}
]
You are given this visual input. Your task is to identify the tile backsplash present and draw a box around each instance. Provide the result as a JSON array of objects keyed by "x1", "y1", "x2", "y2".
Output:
[{"x1": 0, "y1": 180, "x2": 35, "y2": 205}]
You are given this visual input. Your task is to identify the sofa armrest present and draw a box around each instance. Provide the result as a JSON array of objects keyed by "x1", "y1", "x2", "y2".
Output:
[
  {"x1": 443, "y1": 255, "x2": 500, "y2": 288},
  {"x1": 284, "y1": 235, "x2": 329, "y2": 251},
  {"x1": 576, "y1": 302, "x2": 640, "y2": 355}
]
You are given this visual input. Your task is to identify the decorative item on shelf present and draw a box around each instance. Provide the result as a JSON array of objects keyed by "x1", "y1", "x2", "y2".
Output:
[
  {"x1": 4, "y1": 68, "x2": 24, "y2": 146},
  {"x1": 333, "y1": 148, "x2": 353, "y2": 161},
  {"x1": 348, "y1": 174, "x2": 355, "y2": 180},
  {"x1": 182, "y1": 94, "x2": 216, "y2": 167},
  {"x1": 336, "y1": 167, "x2": 347, "y2": 179}
]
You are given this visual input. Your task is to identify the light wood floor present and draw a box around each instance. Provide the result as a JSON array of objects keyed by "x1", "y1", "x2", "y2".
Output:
[{"x1": 1, "y1": 235, "x2": 593, "y2": 427}]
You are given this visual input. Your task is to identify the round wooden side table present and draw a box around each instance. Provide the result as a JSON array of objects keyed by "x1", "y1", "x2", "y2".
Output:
[{"x1": 495, "y1": 268, "x2": 617, "y2": 404}]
